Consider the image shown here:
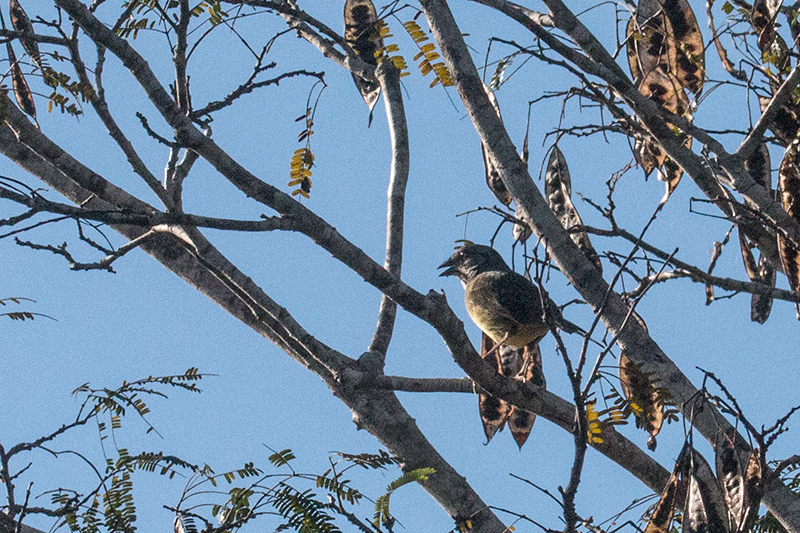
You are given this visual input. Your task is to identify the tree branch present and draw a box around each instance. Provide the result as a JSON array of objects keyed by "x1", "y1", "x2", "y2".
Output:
[{"x1": 369, "y1": 61, "x2": 410, "y2": 359}]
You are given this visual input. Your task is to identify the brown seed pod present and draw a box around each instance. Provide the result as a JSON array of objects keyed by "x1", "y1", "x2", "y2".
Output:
[
  {"x1": 644, "y1": 442, "x2": 689, "y2": 533},
  {"x1": 778, "y1": 142, "x2": 800, "y2": 294},
  {"x1": 506, "y1": 343, "x2": 544, "y2": 448},
  {"x1": 481, "y1": 84, "x2": 512, "y2": 206},
  {"x1": 9, "y1": 0, "x2": 41, "y2": 69},
  {"x1": 344, "y1": 0, "x2": 383, "y2": 113},
  {"x1": 751, "y1": 0, "x2": 783, "y2": 52},
  {"x1": 478, "y1": 334, "x2": 511, "y2": 442},
  {"x1": 619, "y1": 352, "x2": 664, "y2": 450},
  {"x1": 6, "y1": 43, "x2": 35, "y2": 119},
  {"x1": 544, "y1": 147, "x2": 602, "y2": 273},
  {"x1": 627, "y1": 0, "x2": 705, "y2": 95},
  {"x1": 684, "y1": 446, "x2": 730, "y2": 533}
]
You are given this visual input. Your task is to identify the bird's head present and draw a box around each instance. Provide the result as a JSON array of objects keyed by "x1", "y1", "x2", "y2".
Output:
[{"x1": 438, "y1": 244, "x2": 511, "y2": 284}]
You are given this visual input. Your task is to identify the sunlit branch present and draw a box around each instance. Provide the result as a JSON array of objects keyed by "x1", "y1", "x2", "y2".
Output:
[{"x1": 369, "y1": 61, "x2": 410, "y2": 359}]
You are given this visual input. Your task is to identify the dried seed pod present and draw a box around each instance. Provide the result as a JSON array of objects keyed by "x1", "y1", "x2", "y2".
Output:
[
  {"x1": 478, "y1": 334, "x2": 512, "y2": 442},
  {"x1": 644, "y1": 442, "x2": 689, "y2": 533},
  {"x1": 6, "y1": 43, "x2": 35, "y2": 119},
  {"x1": 507, "y1": 343, "x2": 544, "y2": 448},
  {"x1": 481, "y1": 84, "x2": 512, "y2": 206},
  {"x1": 636, "y1": 69, "x2": 692, "y2": 200},
  {"x1": 344, "y1": 0, "x2": 383, "y2": 113},
  {"x1": 545, "y1": 147, "x2": 602, "y2": 273},
  {"x1": 715, "y1": 432, "x2": 763, "y2": 533},
  {"x1": 778, "y1": 142, "x2": 800, "y2": 295},
  {"x1": 684, "y1": 446, "x2": 730, "y2": 533},
  {"x1": 627, "y1": 0, "x2": 705, "y2": 95},
  {"x1": 9, "y1": 0, "x2": 41, "y2": 69},
  {"x1": 478, "y1": 335, "x2": 543, "y2": 448},
  {"x1": 619, "y1": 352, "x2": 664, "y2": 450},
  {"x1": 751, "y1": 0, "x2": 783, "y2": 52},
  {"x1": 738, "y1": 146, "x2": 776, "y2": 323}
]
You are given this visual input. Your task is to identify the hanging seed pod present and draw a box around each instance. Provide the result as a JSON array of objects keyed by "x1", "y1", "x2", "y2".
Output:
[
  {"x1": 619, "y1": 352, "x2": 664, "y2": 450},
  {"x1": 344, "y1": 0, "x2": 383, "y2": 113},
  {"x1": 6, "y1": 43, "x2": 35, "y2": 119},
  {"x1": 751, "y1": 0, "x2": 783, "y2": 52},
  {"x1": 643, "y1": 442, "x2": 689, "y2": 533},
  {"x1": 627, "y1": 0, "x2": 705, "y2": 95},
  {"x1": 715, "y1": 432, "x2": 764, "y2": 533},
  {"x1": 777, "y1": 141, "x2": 800, "y2": 296},
  {"x1": 545, "y1": 147, "x2": 602, "y2": 272},
  {"x1": 9, "y1": 0, "x2": 42, "y2": 69},
  {"x1": 481, "y1": 84, "x2": 512, "y2": 206},
  {"x1": 507, "y1": 343, "x2": 544, "y2": 448},
  {"x1": 684, "y1": 446, "x2": 730, "y2": 533},
  {"x1": 478, "y1": 334, "x2": 512, "y2": 443}
]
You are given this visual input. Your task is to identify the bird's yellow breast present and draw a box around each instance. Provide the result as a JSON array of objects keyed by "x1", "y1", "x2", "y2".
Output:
[{"x1": 464, "y1": 273, "x2": 548, "y2": 348}]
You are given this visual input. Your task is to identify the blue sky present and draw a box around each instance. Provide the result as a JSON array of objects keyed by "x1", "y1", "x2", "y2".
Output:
[{"x1": 1, "y1": 1, "x2": 798, "y2": 531}]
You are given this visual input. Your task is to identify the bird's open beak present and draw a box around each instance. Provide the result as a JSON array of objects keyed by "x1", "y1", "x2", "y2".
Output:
[{"x1": 438, "y1": 257, "x2": 458, "y2": 277}]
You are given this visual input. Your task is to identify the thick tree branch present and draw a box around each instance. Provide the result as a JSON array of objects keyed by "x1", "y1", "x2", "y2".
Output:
[{"x1": 363, "y1": 373, "x2": 670, "y2": 493}]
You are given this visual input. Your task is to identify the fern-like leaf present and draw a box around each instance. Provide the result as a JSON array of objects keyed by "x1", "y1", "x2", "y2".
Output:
[
  {"x1": 373, "y1": 467, "x2": 435, "y2": 528},
  {"x1": 402, "y1": 20, "x2": 453, "y2": 87}
]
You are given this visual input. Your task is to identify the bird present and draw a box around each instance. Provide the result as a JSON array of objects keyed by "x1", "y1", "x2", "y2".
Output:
[
  {"x1": 439, "y1": 243, "x2": 561, "y2": 447},
  {"x1": 438, "y1": 243, "x2": 552, "y2": 348}
]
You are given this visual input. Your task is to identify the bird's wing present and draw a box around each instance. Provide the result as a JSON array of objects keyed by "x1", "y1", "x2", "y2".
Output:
[{"x1": 484, "y1": 271, "x2": 542, "y2": 325}]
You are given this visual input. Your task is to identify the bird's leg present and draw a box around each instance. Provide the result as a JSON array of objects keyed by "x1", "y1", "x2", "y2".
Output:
[{"x1": 481, "y1": 332, "x2": 511, "y2": 361}]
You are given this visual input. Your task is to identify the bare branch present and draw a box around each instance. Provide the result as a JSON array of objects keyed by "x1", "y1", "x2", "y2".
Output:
[{"x1": 369, "y1": 61, "x2": 410, "y2": 359}]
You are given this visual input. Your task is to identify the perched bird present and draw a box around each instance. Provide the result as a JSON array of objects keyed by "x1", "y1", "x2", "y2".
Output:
[
  {"x1": 440, "y1": 243, "x2": 564, "y2": 447},
  {"x1": 439, "y1": 244, "x2": 550, "y2": 348}
]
